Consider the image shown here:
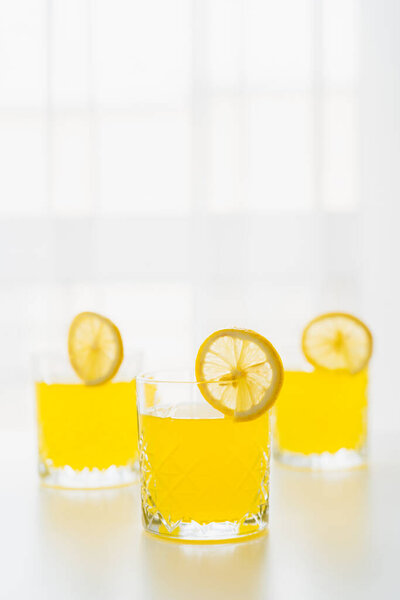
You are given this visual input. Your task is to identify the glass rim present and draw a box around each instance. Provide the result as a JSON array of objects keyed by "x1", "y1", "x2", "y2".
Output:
[
  {"x1": 32, "y1": 348, "x2": 143, "y2": 383},
  {"x1": 30, "y1": 347, "x2": 143, "y2": 358},
  {"x1": 137, "y1": 369, "x2": 236, "y2": 385},
  {"x1": 30, "y1": 348, "x2": 143, "y2": 371},
  {"x1": 283, "y1": 363, "x2": 314, "y2": 372}
]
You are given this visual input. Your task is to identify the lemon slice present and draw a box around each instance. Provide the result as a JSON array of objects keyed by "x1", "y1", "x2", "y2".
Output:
[
  {"x1": 195, "y1": 328, "x2": 284, "y2": 421},
  {"x1": 68, "y1": 312, "x2": 123, "y2": 385},
  {"x1": 302, "y1": 312, "x2": 373, "y2": 374}
]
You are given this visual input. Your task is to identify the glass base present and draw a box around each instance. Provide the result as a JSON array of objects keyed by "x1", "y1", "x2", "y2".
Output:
[
  {"x1": 39, "y1": 461, "x2": 138, "y2": 489},
  {"x1": 274, "y1": 447, "x2": 366, "y2": 471},
  {"x1": 142, "y1": 510, "x2": 268, "y2": 543}
]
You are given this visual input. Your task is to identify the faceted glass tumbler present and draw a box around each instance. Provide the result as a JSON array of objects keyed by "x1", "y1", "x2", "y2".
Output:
[
  {"x1": 34, "y1": 350, "x2": 142, "y2": 489},
  {"x1": 274, "y1": 367, "x2": 368, "y2": 470},
  {"x1": 136, "y1": 370, "x2": 271, "y2": 543}
]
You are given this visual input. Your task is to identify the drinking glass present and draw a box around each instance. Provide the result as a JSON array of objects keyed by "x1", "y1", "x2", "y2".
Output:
[
  {"x1": 136, "y1": 370, "x2": 271, "y2": 543},
  {"x1": 34, "y1": 350, "x2": 142, "y2": 489},
  {"x1": 274, "y1": 365, "x2": 368, "y2": 470}
]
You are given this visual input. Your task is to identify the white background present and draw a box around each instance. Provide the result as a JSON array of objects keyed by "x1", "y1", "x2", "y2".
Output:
[{"x1": 0, "y1": 0, "x2": 399, "y2": 434}]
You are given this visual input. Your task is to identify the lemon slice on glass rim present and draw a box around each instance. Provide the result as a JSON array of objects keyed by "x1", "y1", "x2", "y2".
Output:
[
  {"x1": 195, "y1": 328, "x2": 284, "y2": 421},
  {"x1": 68, "y1": 312, "x2": 124, "y2": 385},
  {"x1": 302, "y1": 312, "x2": 373, "y2": 374}
]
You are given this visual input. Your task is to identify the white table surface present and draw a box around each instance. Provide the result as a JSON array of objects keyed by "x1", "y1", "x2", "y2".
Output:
[{"x1": 1, "y1": 431, "x2": 399, "y2": 600}]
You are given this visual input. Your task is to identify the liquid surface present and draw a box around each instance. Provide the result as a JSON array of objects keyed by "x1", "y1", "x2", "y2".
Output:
[
  {"x1": 139, "y1": 406, "x2": 270, "y2": 525},
  {"x1": 36, "y1": 381, "x2": 137, "y2": 470},
  {"x1": 274, "y1": 369, "x2": 368, "y2": 454}
]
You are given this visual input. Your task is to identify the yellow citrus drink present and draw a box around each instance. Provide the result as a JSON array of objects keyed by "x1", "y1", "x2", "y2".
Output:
[
  {"x1": 139, "y1": 405, "x2": 270, "y2": 538},
  {"x1": 274, "y1": 369, "x2": 368, "y2": 467},
  {"x1": 36, "y1": 381, "x2": 137, "y2": 474}
]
